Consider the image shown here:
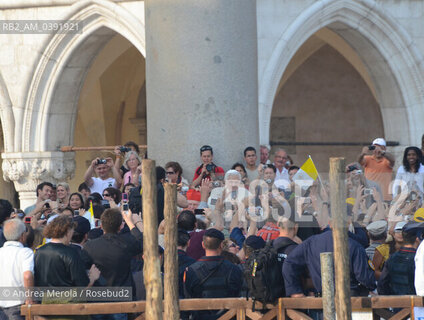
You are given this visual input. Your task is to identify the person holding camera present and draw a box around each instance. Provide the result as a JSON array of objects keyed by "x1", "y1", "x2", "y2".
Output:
[
  {"x1": 358, "y1": 138, "x2": 395, "y2": 201},
  {"x1": 114, "y1": 142, "x2": 140, "y2": 177},
  {"x1": 25, "y1": 182, "x2": 55, "y2": 216},
  {"x1": 191, "y1": 145, "x2": 224, "y2": 188},
  {"x1": 84, "y1": 157, "x2": 122, "y2": 195}
]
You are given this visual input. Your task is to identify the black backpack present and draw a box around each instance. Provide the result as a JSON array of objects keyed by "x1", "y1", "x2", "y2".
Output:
[{"x1": 244, "y1": 242, "x2": 285, "y2": 311}]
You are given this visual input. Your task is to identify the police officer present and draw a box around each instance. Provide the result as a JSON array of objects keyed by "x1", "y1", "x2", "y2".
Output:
[
  {"x1": 184, "y1": 228, "x2": 242, "y2": 320},
  {"x1": 283, "y1": 221, "x2": 376, "y2": 298},
  {"x1": 378, "y1": 221, "x2": 424, "y2": 295}
]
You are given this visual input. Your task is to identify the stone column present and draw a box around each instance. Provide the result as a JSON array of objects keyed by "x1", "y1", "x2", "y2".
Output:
[
  {"x1": 145, "y1": 0, "x2": 259, "y2": 176},
  {"x1": 2, "y1": 152, "x2": 75, "y2": 209}
]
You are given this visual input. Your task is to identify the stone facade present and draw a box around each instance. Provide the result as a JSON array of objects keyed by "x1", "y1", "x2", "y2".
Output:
[{"x1": 0, "y1": 0, "x2": 422, "y2": 207}]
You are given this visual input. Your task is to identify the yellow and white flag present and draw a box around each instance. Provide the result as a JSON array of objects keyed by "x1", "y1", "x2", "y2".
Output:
[
  {"x1": 83, "y1": 200, "x2": 96, "y2": 229},
  {"x1": 292, "y1": 156, "x2": 319, "y2": 186}
]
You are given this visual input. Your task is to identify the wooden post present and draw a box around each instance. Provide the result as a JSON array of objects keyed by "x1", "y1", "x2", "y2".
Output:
[
  {"x1": 163, "y1": 183, "x2": 179, "y2": 320},
  {"x1": 320, "y1": 252, "x2": 335, "y2": 320},
  {"x1": 142, "y1": 159, "x2": 163, "y2": 320},
  {"x1": 329, "y1": 157, "x2": 352, "y2": 320}
]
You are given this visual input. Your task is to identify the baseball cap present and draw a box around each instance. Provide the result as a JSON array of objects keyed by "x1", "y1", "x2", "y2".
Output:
[
  {"x1": 244, "y1": 235, "x2": 266, "y2": 250},
  {"x1": 403, "y1": 221, "x2": 424, "y2": 238},
  {"x1": 204, "y1": 228, "x2": 225, "y2": 241},
  {"x1": 394, "y1": 221, "x2": 407, "y2": 232},
  {"x1": 73, "y1": 216, "x2": 91, "y2": 235},
  {"x1": 372, "y1": 138, "x2": 386, "y2": 147},
  {"x1": 414, "y1": 208, "x2": 424, "y2": 222}
]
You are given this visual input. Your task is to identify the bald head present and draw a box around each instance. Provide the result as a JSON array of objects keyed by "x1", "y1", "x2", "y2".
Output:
[
  {"x1": 3, "y1": 219, "x2": 26, "y2": 241},
  {"x1": 274, "y1": 149, "x2": 288, "y2": 169}
]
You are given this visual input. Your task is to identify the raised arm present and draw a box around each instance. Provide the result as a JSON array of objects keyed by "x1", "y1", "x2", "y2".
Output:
[{"x1": 84, "y1": 158, "x2": 98, "y2": 187}]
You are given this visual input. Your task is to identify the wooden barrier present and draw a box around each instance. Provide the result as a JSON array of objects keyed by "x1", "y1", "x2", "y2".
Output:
[{"x1": 21, "y1": 296, "x2": 424, "y2": 320}]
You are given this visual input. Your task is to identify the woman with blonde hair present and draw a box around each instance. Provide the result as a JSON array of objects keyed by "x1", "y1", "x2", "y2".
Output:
[
  {"x1": 56, "y1": 182, "x2": 70, "y2": 209},
  {"x1": 123, "y1": 151, "x2": 142, "y2": 186}
]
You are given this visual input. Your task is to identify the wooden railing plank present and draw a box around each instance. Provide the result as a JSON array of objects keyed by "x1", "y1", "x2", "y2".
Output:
[
  {"x1": 389, "y1": 308, "x2": 410, "y2": 320},
  {"x1": 260, "y1": 308, "x2": 278, "y2": 320},
  {"x1": 217, "y1": 309, "x2": 237, "y2": 320},
  {"x1": 19, "y1": 296, "x2": 424, "y2": 318},
  {"x1": 373, "y1": 309, "x2": 394, "y2": 319},
  {"x1": 245, "y1": 309, "x2": 262, "y2": 320},
  {"x1": 286, "y1": 309, "x2": 313, "y2": 320}
]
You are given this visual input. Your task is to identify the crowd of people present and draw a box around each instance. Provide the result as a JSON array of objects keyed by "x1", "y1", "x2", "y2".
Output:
[{"x1": 1, "y1": 137, "x2": 424, "y2": 319}]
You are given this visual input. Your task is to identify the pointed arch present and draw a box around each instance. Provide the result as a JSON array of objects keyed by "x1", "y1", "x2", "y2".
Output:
[
  {"x1": 23, "y1": 0, "x2": 145, "y2": 152},
  {"x1": 259, "y1": 0, "x2": 424, "y2": 146}
]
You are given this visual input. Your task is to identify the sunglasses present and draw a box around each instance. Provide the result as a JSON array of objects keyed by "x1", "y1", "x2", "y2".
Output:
[
  {"x1": 166, "y1": 171, "x2": 175, "y2": 175},
  {"x1": 103, "y1": 193, "x2": 110, "y2": 197},
  {"x1": 229, "y1": 243, "x2": 238, "y2": 248}
]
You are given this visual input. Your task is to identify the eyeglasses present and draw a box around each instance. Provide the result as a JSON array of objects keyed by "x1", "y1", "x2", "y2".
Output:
[
  {"x1": 103, "y1": 193, "x2": 110, "y2": 197},
  {"x1": 229, "y1": 243, "x2": 237, "y2": 248},
  {"x1": 166, "y1": 171, "x2": 175, "y2": 175}
]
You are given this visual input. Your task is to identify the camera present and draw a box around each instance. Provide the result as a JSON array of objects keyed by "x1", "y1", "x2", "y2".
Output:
[
  {"x1": 122, "y1": 193, "x2": 128, "y2": 202},
  {"x1": 368, "y1": 145, "x2": 376, "y2": 151},
  {"x1": 97, "y1": 158, "x2": 107, "y2": 165},
  {"x1": 364, "y1": 188, "x2": 373, "y2": 195},
  {"x1": 119, "y1": 146, "x2": 131, "y2": 153},
  {"x1": 212, "y1": 181, "x2": 221, "y2": 188},
  {"x1": 206, "y1": 163, "x2": 216, "y2": 172},
  {"x1": 24, "y1": 216, "x2": 32, "y2": 224},
  {"x1": 262, "y1": 164, "x2": 268, "y2": 170},
  {"x1": 74, "y1": 210, "x2": 79, "y2": 216},
  {"x1": 101, "y1": 199, "x2": 110, "y2": 208},
  {"x1": 123, "y1": 203, "x2": 129, "y2": 211}
]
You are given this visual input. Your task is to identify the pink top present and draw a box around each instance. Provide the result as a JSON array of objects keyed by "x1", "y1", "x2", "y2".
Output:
[{"x1": 123, "y1": 170, "x2": 139, "y2": 185}]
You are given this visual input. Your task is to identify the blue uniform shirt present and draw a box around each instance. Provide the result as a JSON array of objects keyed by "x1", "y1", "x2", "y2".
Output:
[{"x1": 282, "y1": 229, "x2": 376, "y2": 296}]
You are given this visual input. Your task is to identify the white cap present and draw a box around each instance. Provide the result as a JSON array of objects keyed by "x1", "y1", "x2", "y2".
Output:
[
  {"x1": 372, "y1": 138, "x2": 386, "y2": 147},
  {"x1": 394, "y1": 221, "x2": 407, "y2": 231}
]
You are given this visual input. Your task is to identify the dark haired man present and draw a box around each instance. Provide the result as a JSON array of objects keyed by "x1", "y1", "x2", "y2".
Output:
[
  {"x1": 243, "y1": 146, "x2": 260, "y2": 181},
  {"x1": 178, "y1": 230, "x2": 195, "y2": 299},
  {"x1": 191, "y1": 145, "x2": 224, "y2": 188},
  {"x1": 0, "y1": 199, "x2": 13, "y2": 247},
  {"x1": 184, "y1": 228, "x2": 243, "y2": 319},
  {"x1": 24, "y1": 182, "x2": 54, "y2": 216},
  {"x1": 378, "y1": 221, "x2": 423, "y2": 295},
  {"x1": 78, "y1": 182, "x2": 91, "y2": 200},
  {"x1": 178, "y1": 210, "x2": 206, "y2": 260},
  {"x1": 83, "y1": 208, "x2": 143, "y2": 305}
]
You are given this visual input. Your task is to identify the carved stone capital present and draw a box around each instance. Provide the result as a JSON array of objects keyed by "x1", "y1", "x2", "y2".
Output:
[{"x1": 1, "y1": 152, "x2": 75, "y2": 208}]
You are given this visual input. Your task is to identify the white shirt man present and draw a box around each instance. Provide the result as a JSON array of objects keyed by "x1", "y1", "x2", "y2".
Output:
[
  {"x1": 273, "y1": 149, "x2": 290, "y2": 190},
  {"x1": 84, "y1": 157, "x2": 122, "y2": 195},
  {"x1": 415, "y1": 239, "x2": 424, "y2": 296},
  {"x1": 0, "y1": 219, "x2": 34, "y2": 319}
]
